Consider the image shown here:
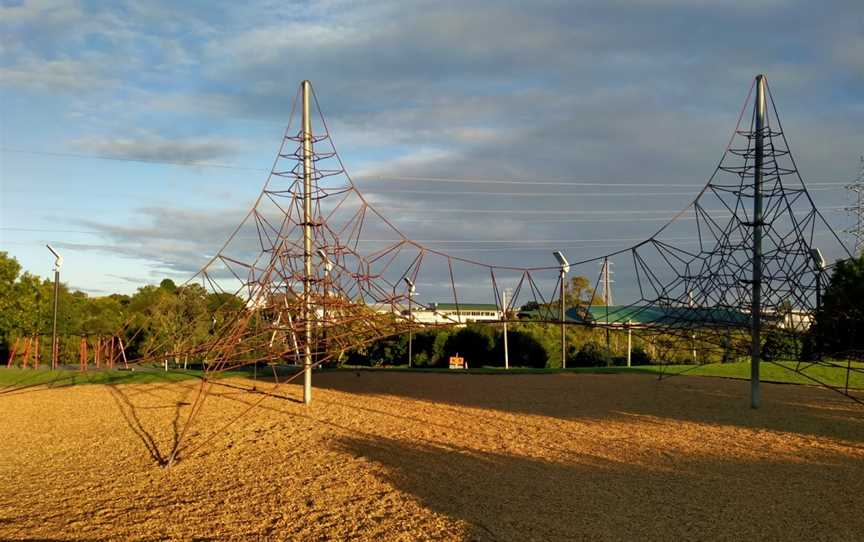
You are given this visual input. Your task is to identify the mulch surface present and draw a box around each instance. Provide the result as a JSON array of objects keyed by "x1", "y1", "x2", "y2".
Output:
[{"x1": 1, "y1": 371, "x2": 862, "y2": 541}]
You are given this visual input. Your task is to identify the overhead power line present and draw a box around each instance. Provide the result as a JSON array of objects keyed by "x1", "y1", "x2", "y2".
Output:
[
  {"x1": 1, "y1": 147, "x2": 850, "y2": 186},
  {"x1": 364, "y1": 175, "x2": 850, "y2": 187}
]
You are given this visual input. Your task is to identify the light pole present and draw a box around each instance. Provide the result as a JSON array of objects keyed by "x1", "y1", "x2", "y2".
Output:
[
  {"x1": 553, "y1": 251, "x2": 570, "y2": 369},
  {"x1": 502, "y1": 288, "x2": 511, "y2": 370},
  {"x1": 404, "y1": 277, "x2": 415, "y2": 368},
  {"x1": 317, "y1": 249, "x2": 332, "y2": 366},
  {"x1": 810, "y1": 248, "x2": 826, "y2": 359},
  {"x1": 46, "y1": 245, "x2": 62, "y2": 370}
]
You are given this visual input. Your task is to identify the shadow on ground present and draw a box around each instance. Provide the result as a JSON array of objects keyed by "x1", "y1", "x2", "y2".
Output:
[
  {"x1": 336, "y1": 433, "x2": 863, "y2": 541},
  {"x1": 106, "y1": 383, "x2": 195, "y2": 467},
  {"x1": 308, "y1": 371, "x2": 864, "y2": 444}
]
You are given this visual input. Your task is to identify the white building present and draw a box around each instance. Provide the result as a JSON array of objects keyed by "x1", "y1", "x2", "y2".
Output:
[{"x1": 402, "y1": 302, "x2": 504, "y2": 325}]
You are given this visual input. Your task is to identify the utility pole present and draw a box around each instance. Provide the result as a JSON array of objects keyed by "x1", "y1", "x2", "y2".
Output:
[
  {"x1": 846, "y1": 156, "x2": 864, "y2": 255},
  {"x1": 502, "y1": 288, "x2": 511, "y2": 370},
  {"x1": 750, "y1": 74, "x2": 766, "y2": 409},
  {"x1": 46, "y1": 245, "x2": 62, "y2": 370},
  {"x1": 302, "y1": 80, "x2": 314, "y2": 406}
]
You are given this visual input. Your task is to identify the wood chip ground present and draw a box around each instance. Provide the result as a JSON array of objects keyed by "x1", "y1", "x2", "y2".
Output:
[{"x1": 1, "y1": 372, "x2": 862, "y2": 541}]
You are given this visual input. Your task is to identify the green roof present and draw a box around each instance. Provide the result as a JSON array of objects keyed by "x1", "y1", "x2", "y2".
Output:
[{"x1": 518, "y1": 305, "x2": 749, "y2": 328}]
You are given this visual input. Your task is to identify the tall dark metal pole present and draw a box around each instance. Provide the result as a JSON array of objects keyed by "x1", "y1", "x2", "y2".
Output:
[
  {"x1": 302, "y1": 80, "x2": 313, "y2": 406},
  {"x1": 750, "y1": 74, "x2": 766, "y2": 409}
]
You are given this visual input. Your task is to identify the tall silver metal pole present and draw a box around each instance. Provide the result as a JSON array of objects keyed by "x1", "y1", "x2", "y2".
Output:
[
  {"x1": 560, "y1": 269, "x2": 566, "y2": 369},
  {"x1": 302, "y1": 80, "x2": 313, "y2": 405},
  {"x1": 502, "y1": 288, "x2": 509, "y2": 370},
  {"x1": 750, "y1": 74, "x2": 766, "y2": 409}
]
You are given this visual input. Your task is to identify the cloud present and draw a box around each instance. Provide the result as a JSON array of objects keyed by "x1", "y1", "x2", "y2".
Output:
[
  {"x1": 67, "y1": 134, "x2": 242, "y2": 164},
  {"x1": 3, "y1": 0, "x2": 860, "y2": 300},
  {"x1": 0, "y1": 56, "x2": 117, "y2": 92}
]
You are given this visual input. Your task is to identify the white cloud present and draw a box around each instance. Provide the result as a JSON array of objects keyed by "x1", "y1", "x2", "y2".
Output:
[{"x1": 0, "y1": 56, "x2": 117, "y2": 92}]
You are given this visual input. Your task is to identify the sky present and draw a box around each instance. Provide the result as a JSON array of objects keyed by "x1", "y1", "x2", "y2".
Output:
[{"x1": 1, "y1": 0, "x2": 862, "y2": 303}]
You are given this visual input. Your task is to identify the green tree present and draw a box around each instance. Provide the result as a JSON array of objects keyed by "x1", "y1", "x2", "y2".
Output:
[
  {"x1": 443, "y1": 325, "x2": 495, "y2": 367},
  {"x1": 812, "y1": 253, "x2": 864, "y2": 356}
]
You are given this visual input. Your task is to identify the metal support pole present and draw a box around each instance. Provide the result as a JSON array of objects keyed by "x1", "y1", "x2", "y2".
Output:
[
  {"x1": 750, "y1": 74, "x2": 766, "y2": 409},
  {"x1": 302, "y1": 80, "x2": 313, "y2": 406},
  {"x1": 502, "y1": 288, "x2": 510, "y2": 370},
  {"x1": 560, "y1": 269, "x2": 566, "y2": 369}
]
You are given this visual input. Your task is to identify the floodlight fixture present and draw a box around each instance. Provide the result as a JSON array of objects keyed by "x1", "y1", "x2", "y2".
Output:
[
  {"x1": 317, "y1": 248, "x2": 332, "y2": 274},
  {"x1": 809, "y1": 248, "x2": 826, "y2": 270},
  {"x1": 46, "y1": 244, "x2": 63, "y2": 270},
  {"x1": 553, "y1": 251, "x2": 569, "y2": 274}
]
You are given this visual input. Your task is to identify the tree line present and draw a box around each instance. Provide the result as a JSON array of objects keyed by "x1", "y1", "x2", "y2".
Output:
[{"x1": 1, "y1": 250, "x2": 862, "y2": 367}]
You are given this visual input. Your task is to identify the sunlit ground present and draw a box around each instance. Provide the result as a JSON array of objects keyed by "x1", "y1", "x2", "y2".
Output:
[{"x1": 1, "y1": 370, "x2": 862, "y2": 540}]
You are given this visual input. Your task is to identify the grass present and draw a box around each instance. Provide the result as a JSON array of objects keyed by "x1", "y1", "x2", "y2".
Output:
[
  {"x1": 640, "y1": 360, "x2": 864, "y2": 389},
  {"x1": 2, "y1": 360, "x2": 862, "y2": 391},
  {"x1": 338, "y1": 360, "x2": 864, "y2": 389},
  {"x1": 0, "y1": 366, "x2": 204, "y2": 388}
]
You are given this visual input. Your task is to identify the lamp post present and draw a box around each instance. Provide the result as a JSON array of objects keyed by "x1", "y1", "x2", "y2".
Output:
[
  {"x1": 46, "y1": 245, "x2": 62, "y2": 369},
  {"x1": 502, "y1": 288, "x2": 511, "y2": 370},
  {"x1": 404, "y1": 277, "x2": 415, "y2": 368},
  {"x1": 317, "y1": 249, "x2": 332, "y2": 366},
  {"x1": 810, "y1": 248, "x2": 826, "y2": 359},
  {"x1": 553, "y1": 251, "x2": 570, "y2": 369}
]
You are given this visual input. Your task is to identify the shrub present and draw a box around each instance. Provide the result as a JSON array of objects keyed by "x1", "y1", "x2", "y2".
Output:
[
  {"x1": 494, "y1": 328, "x2": 549, "y2": 368},
  {"x1": 572, "y1": 342, "x2": 613, "y2": 367},
  {"x1": 761, "y1": 330, "x2": 799, "y2": 362},
  {"x1": 630, "y1": 345, "x2": 652, "y2": 365},
  {"x1": 444, "y1": 325, "x2": 495, "y2": 367}
]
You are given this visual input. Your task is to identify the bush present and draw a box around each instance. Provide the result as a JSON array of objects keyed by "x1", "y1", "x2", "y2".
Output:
[
  {"x1": 572, "y1": 342, "x2": 613, "y2": 367},
  {"x1": 367, "y1": 335, "x2": 408, "y2": 366},
  {"x1": 630, "y1": 345, "x2": 652, "y2": 365},
  {"x1": 761, "y1": 330, "x2": 799, "y2": 362},
  {"x1": 443, "y1": 325, "x2": 495, "y2": 367},
  {"x1": 494, "y1": 328, "x2": 548, "y2": 368}
]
